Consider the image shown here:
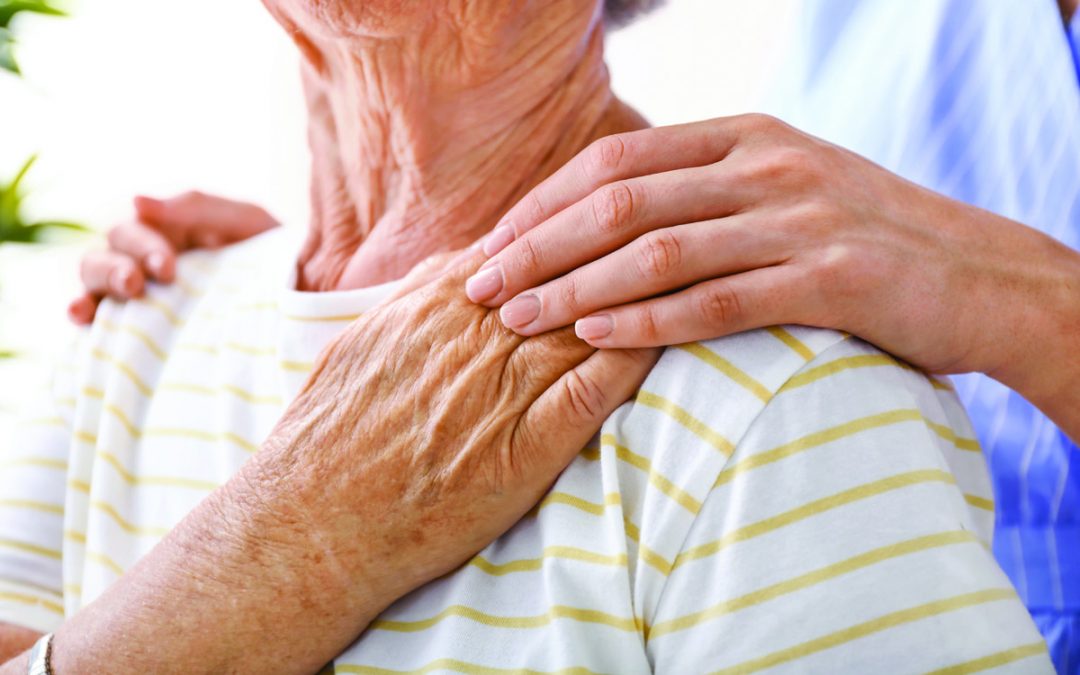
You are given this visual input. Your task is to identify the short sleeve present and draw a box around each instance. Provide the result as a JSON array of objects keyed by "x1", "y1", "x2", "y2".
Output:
[
  {"x1": 646, "y1": 338, "x2": 1053, "y2": 673},
  {"x1": 0, "y1": 359, "x2": 75, "y2": 634}
]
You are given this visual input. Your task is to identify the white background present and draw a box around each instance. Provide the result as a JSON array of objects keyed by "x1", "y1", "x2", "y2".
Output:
[{"x1": 0, "y1": 0, "x2": 797, "y2": 433}]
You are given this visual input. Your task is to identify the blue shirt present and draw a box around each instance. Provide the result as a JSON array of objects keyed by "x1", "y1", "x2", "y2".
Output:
[{"x1": 764, "y1": 0, "x2": 1080, "y2": 669}]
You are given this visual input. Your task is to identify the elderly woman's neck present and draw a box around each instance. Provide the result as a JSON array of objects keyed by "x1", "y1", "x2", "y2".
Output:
[{"x1": 292, "y1": 18, "x2": 645, "y2": 291}]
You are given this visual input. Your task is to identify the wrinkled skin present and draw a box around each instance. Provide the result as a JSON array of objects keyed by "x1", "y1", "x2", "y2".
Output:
[
  {"x1": 263, "y1": 252, "x2": 654, "y2": 598},
  {"x1": 40, "y1": 254, "x2": 657, "y2": 675}
]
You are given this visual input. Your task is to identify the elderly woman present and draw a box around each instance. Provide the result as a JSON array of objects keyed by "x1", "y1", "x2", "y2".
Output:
[{"x1": 0, "y1": 0, "x2": 1052, "y2": 673}]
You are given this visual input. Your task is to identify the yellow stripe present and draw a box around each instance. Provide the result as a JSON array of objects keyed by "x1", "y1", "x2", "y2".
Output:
[
  {"x1": 923, "y1": 642, "x2": 1048, "y2": 675},
  {"x1": 715, "y1": 410, "x2": 922, "y2": 488},
  {"x1": 25, "y1": 416, "x2": 65, "y2": 428},
  {"x1": 139, "y1": 296, "x2": 183, "y2": 327},
  {"x1": 963, "y1": 494, "x2": 995, "y2": 511},
  {"x1": 780, "y1": 354, "x2": 903, "y2": 393},
  {"x1": 714, "y1": 410, "x2": 976, "y2": 488},
  {"x1": 709, "y1": 589, "x2": 1017, "y2": 675},
  {"x1": 159, "y1": 382, "x2": 283, "y2": 406},
  {"x1": 223, "y1": 341, "x2": 277, "y2": 357},
  {"x1": 0, "y1": 575, "x2": 63, "y2": 599},
  {"x1": 142, "y1": 427, "x2": 260, "y2": 453},
  {"x1": 0, "y1": 499, "x2": 63, "y2": 516},
  {"x1": 766, "y1": 327, "x2": 815, "y2": 361},
  {"x1": 925, "y1": 419, "x2": 981, "y2": 452},
  {"x1": 635, "y1": 390, "x2": 735, "y2": 456},
  {"x1": 0, "y1": 538, "x2": 61, "y2": 560},
  {"x1": 90, "y1": 500, "x2": 171, "y2": 538},
  {"x1": 0, "y1": 590, "x2": 64, "y2": 616},
  {"x1": 601, "y1": 434, "x2": 701, "y2": 514},
  {"x1": 74, "y1": 430, "x2": 98, "y2": 445},
  {"x1": 469, "y1": 546, "x2": 627, "y2": 576},
  {"x1": 104, "y1": 404, "x2": 141, "y2": 438},
  {"x1": 64, "y1": 529, "x2": 86, "y2": 544},
  {"x1": 335, "y1": 660, "x2": 601, "y2": 675},
  {"x1": 623, "y1": 517, "x2": 641, "y2": 544},
  {"x1": 55, "y1": 397, "x2": 76, "y2": 408},
  {"x1": 67, "y1": 479, "x2": 90, "y2": 494},
  {"x1": 177, "y1": 343, "x2": 219, "y2": 356},
  {"x1": 82, "y1": 386, "x2": 104, "y2": 399},
  {"x1": 639, "y1": 546, "x2": 674, "y2": 576},
  {"x1": 98, "y1": 319, "x2": 167, "y2": 360},
  {"x1": 86, "y1": 551, "x2": 125, "y2": 577},
  {"x1": 91, "y1": 348, "x2": 153, "y2": 396},
  {"x1": 175, "y1": 278, "x2": 204, "y2": 299},
  {"x1": 649, "y1": 531, "x2": 977, "y2": 638},
  {"x1": 535, "y1": 492, "x2": 621, "y2": 517},
  {"x1": 98, "y1": 451, "x2": 220, "y2": 491},
  {"x1": 236, "y1": 301, "x2": 279, "y2": 312},
  {"x1": 0, "y1": 457, "x2": 66, "y2": 472},
  {"x1": 371, "y1": 604, "x2": 638, "y2": 634},
  {"x1": 675, "y1": 343, "x2": 772, "y2": 403},
  {"x1": 282, "y1": 313, "x2": 360, "y2": 323},
  {"x1": 677, "y1": 469, "x2": 956, "y2": 570},
  {"x1": 281, "y1": 360, "x2": 314, "y2": 373}
]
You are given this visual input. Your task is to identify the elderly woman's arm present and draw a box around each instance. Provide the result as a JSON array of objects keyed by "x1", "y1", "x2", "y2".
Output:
[{"x1": 2, "y1": 253, "x2": 657, "y2": 674}]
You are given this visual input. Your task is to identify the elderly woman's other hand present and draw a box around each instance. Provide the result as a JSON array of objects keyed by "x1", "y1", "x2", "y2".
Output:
[
  {"x1": 68, "y1": 191, "x2": 279, "y2": 324},
  {"x1": 468, "y1": 114, "x2": 1080, "y2": 439},
  {"x1": 47, "y1": 251, "x2": 659, "y2": 675}
]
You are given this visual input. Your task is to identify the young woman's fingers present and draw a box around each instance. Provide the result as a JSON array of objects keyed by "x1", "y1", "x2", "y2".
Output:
[
  {"x1": 572, "y1": 266, "x2": 811, "y2": 349},
  {"x1": 79, "y1": 251, "x2": 147, "y2": 301},
  {"x1": 106, "y1": 221, "x2": 178, "y2": 283},
  {"x1": 468, "y1": 163, "x2": 748, "y2": 308},
  {"x1": 485, "y1": 115, "x2": 772, "y2": 259},
  {"x1": 133, "y1": 192, "x2": 279, "y2": 250},
  {"x1": 498, "y1": 216, "x2": 785, "y2": 336},
  {"x1": 67, "y1": 292, "x2": 101, "y2": 326}
]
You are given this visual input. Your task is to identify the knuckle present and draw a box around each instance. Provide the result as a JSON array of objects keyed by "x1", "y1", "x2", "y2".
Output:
[
  {"x1": 739, "y1": 112, "x2": 783, "y2": 134},
  {"x1": 697, "y1": 284, "x2": 743, "y2": 329},
  {"x1": 556, "y1": 276, "x2": 583, "y2": 315},
  {"x1": 590, "y1": 182, "x2": 637, "y2": 235},
  {"x1": 562, "y1": 370, "x2": 608, "y2": 422},
  {"x1": 515, "y1": 235, "x2": 544, "y2": 274},
  {"x1": 585, "y1": 134, "x2": 629, "y2": 178},
  {"x1": 636, "y1": 305, "x2": 662, "y2": 344},
  {"x1": 634, "y1": 231, "x2": 683, "y2": 280},
  {"x1": 106, "y1": 226, "x2": 127, "y2": 250}
]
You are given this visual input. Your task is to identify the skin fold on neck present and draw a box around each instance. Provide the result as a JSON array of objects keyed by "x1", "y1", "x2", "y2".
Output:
[{"x1": 267, "y1": 1, "x2": 648, "y2": 291}]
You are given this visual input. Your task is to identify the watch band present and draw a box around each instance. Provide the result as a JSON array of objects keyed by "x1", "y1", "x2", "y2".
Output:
[{"x1": 26, "y1": 633, "x2": 52, "y2": 675}]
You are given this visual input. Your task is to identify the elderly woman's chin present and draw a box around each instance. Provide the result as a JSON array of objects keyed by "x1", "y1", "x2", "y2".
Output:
[{"x1": 263, "y1": 0, "x2": 463, "y2": 38}]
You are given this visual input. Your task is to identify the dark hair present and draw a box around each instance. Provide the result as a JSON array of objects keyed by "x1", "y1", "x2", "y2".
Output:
[{"x1": 604, "y1": 0, "x2": 664, "y2": 27}]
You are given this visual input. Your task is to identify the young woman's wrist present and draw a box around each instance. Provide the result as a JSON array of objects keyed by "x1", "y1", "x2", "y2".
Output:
[{"x1": 988, "y1": 242, "x2": 1080, "y2": 441}]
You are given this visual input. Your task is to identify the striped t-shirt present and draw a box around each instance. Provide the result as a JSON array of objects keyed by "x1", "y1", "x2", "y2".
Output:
[{"x1": 0, "y1": 230, "x2": 1052, "y2": 673}]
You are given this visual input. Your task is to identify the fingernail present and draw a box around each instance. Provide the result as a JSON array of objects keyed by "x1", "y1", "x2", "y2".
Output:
[
  {"x1": 146, "y1": 252, "x2": 167, "y2": 276},
  {"x1": 482, "y1": 224, "x2": 515, "y2": 257},
  {"x1": 500, "y1": 294, "x2": 541, "y2": 329},
  {"x1": 111, "y1": 267, "x2": 137, "y2": 296},
  {"x1": 576, "y1": 315, "x2": 614, "y2": 341},
  {"x1": 465, "y1": 265, "x2": 504, "y2": 303}
]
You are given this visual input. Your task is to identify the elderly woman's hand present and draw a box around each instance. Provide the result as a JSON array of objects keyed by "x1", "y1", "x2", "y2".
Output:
[
  {"x1": 45, "y1": 251, "x2": 659, "y2": 675},
  {"x1": 68, "y1": 191, "x2": 278, "y2": 324},
  {"x1": 467, "y1": 114, "x2": 1080, "y2": 439}
]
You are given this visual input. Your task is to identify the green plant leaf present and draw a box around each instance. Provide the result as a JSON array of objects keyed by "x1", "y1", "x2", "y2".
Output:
[
  {"x1": 0, "y1": 1, "x2": 67, "y2": 29},
  {"x1": 0, "y1": 155, "x2": 89, "y2": 245},
  {"x1": 0, "y1": 26, "x2": 17, "y2": 74}
]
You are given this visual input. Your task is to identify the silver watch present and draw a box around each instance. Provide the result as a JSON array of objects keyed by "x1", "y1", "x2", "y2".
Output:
[{"x1": 26, "y1": 633, "x2": 53, "y2": 675}]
